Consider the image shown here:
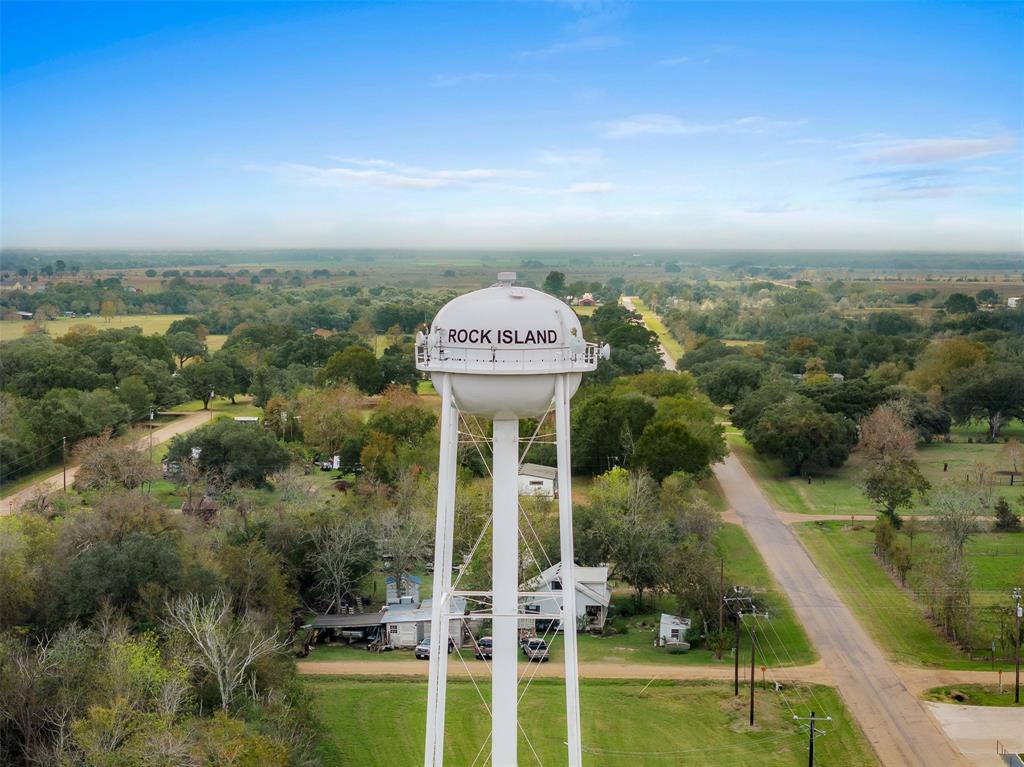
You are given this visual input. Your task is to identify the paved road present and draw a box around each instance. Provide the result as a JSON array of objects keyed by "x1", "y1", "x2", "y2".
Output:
[
  {"x1": 2, "y1": 409, "x2": 214, "y2": 514},
  {"x1": 713, "y1": 453, "x2": 970, "y2": 766}
]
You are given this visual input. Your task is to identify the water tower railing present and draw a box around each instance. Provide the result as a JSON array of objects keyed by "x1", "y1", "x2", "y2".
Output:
[{"x1": 415, "y1": 341, "x2": 601, "y2": 372}]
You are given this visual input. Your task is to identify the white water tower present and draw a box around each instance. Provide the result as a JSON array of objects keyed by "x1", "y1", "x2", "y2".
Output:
[{"x1": 416, "y1": 272, "x2": 608, "y2": 767}]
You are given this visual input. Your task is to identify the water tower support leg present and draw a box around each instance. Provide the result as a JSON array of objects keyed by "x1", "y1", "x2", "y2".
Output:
[
  {"x1": 491, "y1": 417, "x2": 520, "y2": 767},
  {"x1": 555, "y1": 374, "x2": 584, "y2": 767},
  {"x1": 425, "y1": 374, "x2": 458, "y2": 767}
]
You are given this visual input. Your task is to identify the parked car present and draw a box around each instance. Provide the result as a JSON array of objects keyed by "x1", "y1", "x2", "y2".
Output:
[
  {"x1": 521, "y1": 638, "x2": 550, "y2": 662},
  {"x1": 473, "y1": 636, "x2": 493, "y2": 660},
  {"x1": 415, "y1": 637, "x2": 453, "y2": 660}
]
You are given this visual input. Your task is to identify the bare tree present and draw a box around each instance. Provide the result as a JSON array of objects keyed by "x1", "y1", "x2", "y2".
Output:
[
  {"x1": 72, "y1": 430, "x2": 158, "y2": 491},
  {"x1": 998, "y1": 438, "x2": 1023, "y2": 476},
  {"x1": 163, "y1": 594, "x2": 281, "y2": 712},
  {"x1": 857, "y1": 405, "x2": 917, "y2": 462},
  {"x1": 931, "y1": 483, "x2": 987, "y2": 561},
  {"x1": 307, "y1": 520, "x2": 376, "y2": 613},
  {"x1": 376, "y1": 509, "x2": 432, "y2": 597}
]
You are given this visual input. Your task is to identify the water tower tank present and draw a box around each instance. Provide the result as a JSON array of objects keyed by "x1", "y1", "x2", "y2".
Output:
[{"x1": 415, "y1": 272, "x2": 608, "y2": 418}]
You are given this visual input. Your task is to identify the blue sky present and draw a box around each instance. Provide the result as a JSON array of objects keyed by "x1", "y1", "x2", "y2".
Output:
[{"x1": 2, "y1": 1, "x2": 1021, "y2": 251}]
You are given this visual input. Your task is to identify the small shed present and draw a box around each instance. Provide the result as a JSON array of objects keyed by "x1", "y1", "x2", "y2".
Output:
[
  {"x1": 518, "y1": 463, "x2": 557, "y2": 498},
  {"x1": 382, "y1": 597, "x2": 467, "y2": 648},
  {"x1": 523, "y1": 563, "x2": 611, "y2": 632},
  {"x1": 657, "y1": 614, "x2": 692, "y2": 648},
  {"x1": 385, "y1": 574, "x2": 421, "y2": 605}
]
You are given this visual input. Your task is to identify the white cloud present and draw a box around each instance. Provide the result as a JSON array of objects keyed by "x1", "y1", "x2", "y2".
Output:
[
  {"x1": 249, "y1": 158, "x2": 533, "y2": 190},
  {"x1": 864, "y1": 136, "x2": 1016, "y2": 164},
  {"x1": 517, "y1": 35, "x2": 620, "y2": 59},
  {"x1": 600, "y1": 113, "x2": 805, "y2": 139},
  {"x1": 659, "y1": 56, "x2": 691, "y2": 66},
  {"x1": 429, "y1": 72, "x2": 505, "y2": 87},
  {"x1": 565, "y1": 182, "x2": 616, "y2": 194}
]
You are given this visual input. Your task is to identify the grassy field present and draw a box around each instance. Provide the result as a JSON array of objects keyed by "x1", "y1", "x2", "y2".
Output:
[
  {"x1": 308, "y1": 677, "x2": 877, "y2": 767},
  {"x1": 627, "y1": 296, "x2": 685, "y2": 363},
  {"x1": 727, "y1": 429, "x2": 1024, "y2": 516},
  {"x1": 796, "y1": 521, "x2": 1022, "y2": 669},
  {"x1": 923, "y1": 684, "x2": 1024, "y2": 707},
  {"x1": 172, "y1": 397, "x2": 262, "y2": 417},
  {"x1": 0, "y1": 313, "x2": 228, "y2": 350},
  {"x1": 0, "y1": 313, "x2": 188, "y2": 342}
]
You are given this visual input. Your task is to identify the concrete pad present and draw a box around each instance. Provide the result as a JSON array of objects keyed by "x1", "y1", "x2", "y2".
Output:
[{"x1": 925, "y1": 702, "x2": 1024, "y2": 767}]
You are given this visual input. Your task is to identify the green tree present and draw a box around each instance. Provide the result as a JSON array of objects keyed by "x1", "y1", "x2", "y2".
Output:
[
  {"x1": 943, "y1": 293, "x2": 977, "y2": 314},
  {"x1": 862, "y1": 456, "x2": 930, "y2": 528},
  {"x1": 745, "y1": 397, "x2": 857, "y2": 475},
  {"x1": 379, "y1": 343, "x2": 420, "y2": 390},
  {"x1": 945, "y1": 362, "x2": 1024, "y2": 441},
  {"x1": 366, "y1": 387, "x2": 437, "y2": 445},
  {"x1": 116, "y1": 374, "x2": 154, "y2": 418},
  {"x1": 180, "y1": 359, "x2": 234, "y2": 409},
  {"x1": 166, "y1": 331, "x2": 206, "y2": 369},
  {"x1": 167, "y1": 419, "x2": 290, "y2": 486},
  {"x1": 316, "y1": 346, "x2": 383, "y2": 394},
  {"x1": 542, "y1": 270, "x2": 566, "y2": 295},
  {"x1": 993, "y1": 497, "x2": 1021, "y2": 532},
  {"x1": 632, "y1": 418, "x2": 725, "y2": 480}
]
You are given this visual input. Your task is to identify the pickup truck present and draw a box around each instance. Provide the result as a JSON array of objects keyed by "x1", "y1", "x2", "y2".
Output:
[
  {"x1": 521, "y1": 638, "x2": 550, "y2": 662},
  {"x1": 473, "y1": 636, "x2": 493, "y2": 660}
]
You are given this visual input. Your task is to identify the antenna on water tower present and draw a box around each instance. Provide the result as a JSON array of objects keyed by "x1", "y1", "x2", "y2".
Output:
[{"x1": 415, "y1": 273, "x2": 608, "y2": 767}]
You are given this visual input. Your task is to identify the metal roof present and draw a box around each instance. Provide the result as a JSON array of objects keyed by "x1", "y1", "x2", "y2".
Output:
[{"x1": 519, "y1": 463, "x2": 557, "y2": 479}]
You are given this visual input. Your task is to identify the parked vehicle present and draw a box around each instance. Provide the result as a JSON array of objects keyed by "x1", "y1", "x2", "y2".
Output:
[
  {"x1": 415, "y1": 637, "x2": 453, "y2": 660},
  {"x1": 473, "y1": 636, "x2": 493, "y2": 660},
  {"x1": 521, "y1": 638, "x2": 550, "y2": 662}
]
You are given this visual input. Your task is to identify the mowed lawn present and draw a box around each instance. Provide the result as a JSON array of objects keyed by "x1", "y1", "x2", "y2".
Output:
[
  {"x1": 727, "y1": 428, "x2": 1024, "y2": 517},
  {"x1": 796, "y1": 521, "x2": 1024, "y2": 669},
  {"x1": 308, "y1": 677, "x2": 877, "y2": 767}
]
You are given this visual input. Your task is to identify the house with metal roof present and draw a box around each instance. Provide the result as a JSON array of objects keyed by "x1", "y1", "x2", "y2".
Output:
[
  {"x1": 522, "y1": 562, "x2": 611, "y2": 632},
  {"x1": 518, "y1": 463, "x2": 558, "y2": 498}
]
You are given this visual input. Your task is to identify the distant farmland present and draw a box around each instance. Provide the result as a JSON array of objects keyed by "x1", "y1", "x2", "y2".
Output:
[{"x1": 0, "y1": 314, "x2": 227, "y2": 349}]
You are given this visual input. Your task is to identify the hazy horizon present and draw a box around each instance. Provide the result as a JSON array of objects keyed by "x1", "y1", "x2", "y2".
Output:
[{"x1": 2, "y1": 1, "x2": 1022, "y2": 251}]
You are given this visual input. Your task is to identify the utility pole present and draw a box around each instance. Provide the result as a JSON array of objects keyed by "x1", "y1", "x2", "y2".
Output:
[
  {"x1": 723, "y1": 588, "x2": 754, "y2": 698},
  {"x1": 749, "y1": 616, "x2": 756, "y2": 726},
  {"x1": 718, "y1": 556, "x2": 725, "y2": 660},
  {"x1": 739, "y1": 608, "x2": 770, "y2": 726},
  {"x1": 1014, "y1": 587, "x2": 1022, "y2": 704},
  {"x1": 209, "y1": 389, "x2": 215, "y2": 420},
  {"x1": 734, "y1": 612, "x2": 741, "y2": 695},
  {"x1": 793, "y1": 712, "x2": 831, "y2": 767},
  {"x1": 149, "y1": 410, "x2": 155, "y2": 458},
  {"x1": 62, "y1": 436, "x2": 67, "y2": 491}
]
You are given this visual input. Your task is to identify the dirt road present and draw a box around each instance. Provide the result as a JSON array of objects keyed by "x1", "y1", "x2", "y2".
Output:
[
  {"x1": 713, "y1": 452, "x2": 970, "y2": 766},
  {"x1": 297, "y1": 657, "x2": 835, "y2": 683},
  {"x1": 2, "y1": 410, "x2": 213, "y2": 514}
]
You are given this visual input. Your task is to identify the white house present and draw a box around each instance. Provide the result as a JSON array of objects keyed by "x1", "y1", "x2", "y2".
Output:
[
  {"x1": 382, "y1": 597, "x2": 467, "y2": 648},
  {"x1": 518, "y1": 463, "x2": 557, "y2": 498},
  {"x1": 657, "y1": 614, "x2": 692, "y2": 648},
  {"x1": 522, "y1": 562, "x2": 611, "y2": 631},
  {"x1": 1009, "y1": 297, "x2": 1021, "y2": 309}
]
